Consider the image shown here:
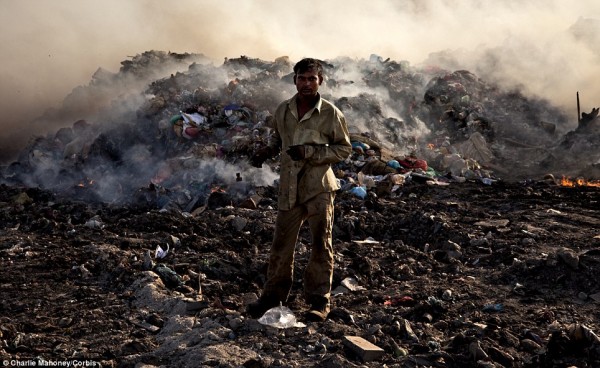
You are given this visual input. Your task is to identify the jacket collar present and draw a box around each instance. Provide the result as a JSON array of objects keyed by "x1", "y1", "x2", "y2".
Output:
[{"x1": 290, "y1": 92, "x2": 322, "y2": 112}]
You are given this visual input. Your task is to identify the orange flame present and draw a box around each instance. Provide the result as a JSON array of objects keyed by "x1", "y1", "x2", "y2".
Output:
[
  {"x1": 77, "y1": 179, "x2": 95, "y2": 188},
  {"x1": 560, "y1": 176, "x2": 600, "y2": 187},
  {"x1": 211, "y1": 186, "x2": 225, "y2": 193}
]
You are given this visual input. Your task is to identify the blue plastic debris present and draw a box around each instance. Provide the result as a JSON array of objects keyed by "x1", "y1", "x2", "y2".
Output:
[
  {"x1": 349, "y1": 186, "x2": 367, "y2": 199},
  {"x1": 482, "y1": 303, "x2": 504, "y2": 312},
  {"x1": 387, "y1": 160, "x2": 401, "y2": 169}
]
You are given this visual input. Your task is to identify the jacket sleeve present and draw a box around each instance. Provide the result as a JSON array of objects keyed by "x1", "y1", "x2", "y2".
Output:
[
  {"x1": 306, "y1": 110, "x2": 352, "y2": 165},
  {"x1": 267, "y1": 128, "x2": 282, "y2": 154},
  {"x1": 267, "y1": 104, "x2": 284, "y2": 154}
]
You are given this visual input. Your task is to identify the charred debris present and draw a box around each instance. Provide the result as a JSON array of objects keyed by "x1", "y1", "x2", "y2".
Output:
[
  {"x1": 1, "y1": 50, "x2": 599, "y2": 209},
  {"x1": 0, "y1": 51, "x2": 599, "y2": 367}
]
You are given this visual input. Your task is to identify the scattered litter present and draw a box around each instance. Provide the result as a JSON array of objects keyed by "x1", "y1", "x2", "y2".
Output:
[
  {"x1": 352, "y1": 237, "x2": 379, "y2": 245},
  {"x1": 155, "y1": 244, "x2": 170, "y2": 259},
  {"x1": 152, "y1": 263, "x2": 184, "y2": 288},
  {"x1": 384, "y1": 295, "x2": 415, "y2": 306},
  {"x1": 1, "y1": 50, "x2": 599, "y2": 367},
  {"x1": 84, "y1": 215, "x2": 105, "y2": 229},
  {"x1": 340, "y1": 277, "x2": 366, "y2": 292},
  {"x1": 258, "y1": 305, "x2": 306, "y2": 329},
  {"x1": 349, "y1": 186, "x2": 367, "y2": 199},
  {"x1": 483, "y1": 303, "x2": 504, "y2": 312}
]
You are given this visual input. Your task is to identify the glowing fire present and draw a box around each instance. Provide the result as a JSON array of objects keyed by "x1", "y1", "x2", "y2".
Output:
[
  {"x1": 77, "y1": 179, "x2": 95, "y2": 188},
  {"x1": 427, "y1": 143, "x2": 436, "y2": 150},
  {"x1": 211, "y1": 186, "x2": 225, "y2": 193},
  {"x1": 560, "y1": 176, "x2": 600, "y2": 187}
]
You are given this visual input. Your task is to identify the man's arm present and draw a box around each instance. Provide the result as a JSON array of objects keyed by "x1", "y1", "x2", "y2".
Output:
[{"x1": 303, "y1": 112, "x2": 352, "y2": 165}]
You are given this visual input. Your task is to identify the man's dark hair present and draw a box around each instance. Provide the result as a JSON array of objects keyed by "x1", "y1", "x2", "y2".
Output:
[{"x1": 293, "y1": 58, "x2": 324, "y2": 77}]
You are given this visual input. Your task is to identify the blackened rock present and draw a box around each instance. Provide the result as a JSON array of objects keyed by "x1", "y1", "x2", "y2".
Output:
[
  {"x1": 152, "y1": 263, "x2": 184, "y2": 289},
  {"x1": 207, "y1": 191, "x2": 232, "y2": 209},
  {"x1": 487, "y1": 346, "x2": 515, "y2": 367}
]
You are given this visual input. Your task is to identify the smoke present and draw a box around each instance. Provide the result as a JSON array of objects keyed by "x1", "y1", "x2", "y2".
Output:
[{"x1": 1, "y1": 0, "x2": 599, "y2": 162}]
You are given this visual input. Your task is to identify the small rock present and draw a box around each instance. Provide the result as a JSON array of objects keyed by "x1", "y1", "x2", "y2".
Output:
[
  {"x1": 433, "y1": 321, "x2": 449, "y2": 331},
  {"x1": 11, "y1": 192, "x2": 33, "y2": 205},
  {"x1": 469, "y1": 341, "x2": 488, "y2": 361},
  {"x1": 390, "y1": 339, "x2": 408, "y2": 357},
  {"x1": 545, "y1": 252, "x2": 559, "y2": 266},
  {"x1": 341, "y1": 276, "x2": 366, "y2": 291},
  {"x1": 500, "y1": 330, "x2": 520, "y2": 348},
  {"x1": 521, "y1": 238, "x2": 536, "y2": 245},
  {"x1": 228, "y1": 317, "x2": 243, "y2": 330},
  {"x1": 58, "y1": 317, "x2": 72, "y2": 327},
  {"x1": 520, "y1": 338, "x2": 542, "y2": 353},
  {"x1": 524, "y1": 330, "x2": 544, "y2": 345},
  {"x1": 239, "y1": 195, "x2": 262, "y2": 209},
  {"x1": 487, "y1": 346, "x2": 514, "y2": 367},
  {"x1": 476, "y1": 361, "x2": 498, "y2": 368},
  {"x1": 84, "y1": 215, "x2": 105, "y2": 229},
  {"x1": 230, "y1": 216, "x2": 248, "y2": 231},
  {"x1": 469, "y1": 238, "x2": 489, "y2": 247},
  {"x1": 442, "y1": 289, "x2": 453, "y2": 301},
  {"x1": 367, "y1": 324, "x2": 382, "y2": 335},
  {"x1": 399, "y1": 319, "x2": 419, "y2": 342},
  {"x1": 186, "y1": 300, "x2": 209, "y2": 312},
  {"x1": 442, "y1": 240, "x2": 462, "y2": 252},
  {"x1": 129, "y1": 319, "x2": 160, "y2": 333},
  {"x1": 167, "y1": 235, "x2": 181, "y2": 247},
  {"x1": 474, "y1": 219, "x2": 509, "y2": 228},
  {"x1": 142, "y1": 250, "x2": 154, "y2": 271},
  {"x1": 569, "y1": 324, "x2": 600, "y2": 344},
  {"x1": 557, "y1": 247, "x2": 579, "y2": 269}
]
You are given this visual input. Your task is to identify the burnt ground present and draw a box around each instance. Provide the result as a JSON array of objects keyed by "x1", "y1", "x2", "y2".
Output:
[{"x1": 1, "y1": 179, "x2": 599, "y2": 368}]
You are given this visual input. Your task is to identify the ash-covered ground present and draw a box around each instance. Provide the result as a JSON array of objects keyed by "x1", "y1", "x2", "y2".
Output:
[
  {"x1": 1, "y1": 52, "x2": 599, "y2": 367},
  {"x1": 1, "y1": 181, "x2": 599, "y2": 367}
]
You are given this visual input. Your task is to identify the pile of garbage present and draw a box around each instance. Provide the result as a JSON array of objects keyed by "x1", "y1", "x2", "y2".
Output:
[
  {"x1": 1, "y1": 50, "x2": 599, "y2": 367},
  {"x1": 1, "y1": 51, "x2": 599, "y2": 210}
]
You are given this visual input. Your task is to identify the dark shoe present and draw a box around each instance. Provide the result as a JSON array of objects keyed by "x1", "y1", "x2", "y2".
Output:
[
  {"x1": 246, "y1": 295, "x2": 280, "y2": 319},
  {"x1": 305, "y1": 300, "x2": 330, "y2": 322}
]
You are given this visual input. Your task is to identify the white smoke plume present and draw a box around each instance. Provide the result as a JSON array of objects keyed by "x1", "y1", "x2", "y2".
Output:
[{"x1": 1, "y1": 0, "x2": 599, "y2": 162}]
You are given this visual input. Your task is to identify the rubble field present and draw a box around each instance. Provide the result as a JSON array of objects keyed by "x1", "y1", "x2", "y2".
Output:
[
  {"x1": 1, "y1": 51, "x2": 599, "y2": 367},
  {"x1": 0, "y1": 180, "x2": 599, "y2": 367}
]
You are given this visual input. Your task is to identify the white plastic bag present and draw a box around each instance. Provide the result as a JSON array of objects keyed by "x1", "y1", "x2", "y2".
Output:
[
  {"x1": 155, "y1": 244, "x2": 169, "y2": 259},
  {"x1": 258, "y1": 306, "x2": 306, "y2": 329}
]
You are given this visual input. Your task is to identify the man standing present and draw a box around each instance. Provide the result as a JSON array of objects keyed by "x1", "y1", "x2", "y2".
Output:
[{"x1": 248, "y1": 58, "x2": 352, "y2": 322}]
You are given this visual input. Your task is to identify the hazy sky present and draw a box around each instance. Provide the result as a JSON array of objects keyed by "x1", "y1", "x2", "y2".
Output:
[{"x1": 1, "y1": 0, "x2": 599, "y2": 156}]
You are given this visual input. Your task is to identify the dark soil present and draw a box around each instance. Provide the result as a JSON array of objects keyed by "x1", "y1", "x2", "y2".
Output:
[{"x1": 1, "y1": 180, "x2": 599, "y2": 367}]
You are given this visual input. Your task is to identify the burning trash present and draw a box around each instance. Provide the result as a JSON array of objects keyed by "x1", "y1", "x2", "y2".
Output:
[
  {"x1": 2, "y1": 51, "x2": 598, "y2": 208},
  {"x1": 0, "y1": 51, "x2": 598, "y2": 367},
  {"x1": 560, "y1": 176, "x2": 600, "y2": 187}
]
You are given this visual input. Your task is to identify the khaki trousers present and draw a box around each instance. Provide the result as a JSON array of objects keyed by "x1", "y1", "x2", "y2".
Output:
[{"x1": 263, "y1": 192, "x2": 335, "y2": 305}]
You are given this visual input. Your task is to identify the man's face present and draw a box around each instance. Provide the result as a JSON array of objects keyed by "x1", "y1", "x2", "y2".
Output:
[{"x1": 294, "y1": 69, "x2": 322, "y2": 98}]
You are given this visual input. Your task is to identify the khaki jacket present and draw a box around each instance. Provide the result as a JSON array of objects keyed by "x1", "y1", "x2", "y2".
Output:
[{"x1": 269, "y1": 93, "x2": 352, "y2": 210}]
